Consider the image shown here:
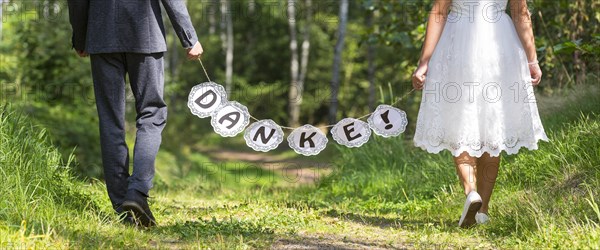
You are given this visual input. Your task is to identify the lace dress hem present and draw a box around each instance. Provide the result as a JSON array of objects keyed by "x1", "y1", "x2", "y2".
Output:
[{"x1": 414, "y1": 135, "x2": 549, "y2": 158}]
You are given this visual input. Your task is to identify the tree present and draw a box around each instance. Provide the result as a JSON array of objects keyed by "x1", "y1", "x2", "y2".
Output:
[
  {"x1": 220, "y1": 0, "x2": 234, "y2": 94},
  {"x1": 329, "y1": 0, "x2": 348, "y2": 125},
  {"x1": 287, "y1": 0, "x2": 312, "y2": 127},
  {"x1": 208, "y1": 0, "x2": 217, "y2": 35},
  {"x1": 298, "y1": 0, "x2": 311, "y2": 117},
  {"x1": 366, "y1": 7, "x2": 376, "y2": 110},
  {"x1": 0, "y1": 0, "x2": 4, "y2": 40}
]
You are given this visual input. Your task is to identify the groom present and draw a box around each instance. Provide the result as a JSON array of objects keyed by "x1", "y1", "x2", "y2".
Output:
[{"x1": 67, "y1": 0, "x2": 203, "y2": 227}]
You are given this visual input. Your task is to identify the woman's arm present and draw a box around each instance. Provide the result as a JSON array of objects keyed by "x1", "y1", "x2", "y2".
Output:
[
  {"x1": 510, "y1": 0, "x2": 542, "y2": 85},
  {"x1": 412, "y1": 0, "x2": 453, "y2": 90}
]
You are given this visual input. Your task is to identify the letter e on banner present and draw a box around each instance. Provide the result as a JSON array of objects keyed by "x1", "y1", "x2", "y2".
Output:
[{"x1": 331, "y1": 118, "x2": 371, "y2": 148}]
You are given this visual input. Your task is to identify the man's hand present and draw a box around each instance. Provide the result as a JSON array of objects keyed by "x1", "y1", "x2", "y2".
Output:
[
  {"x1": 76, "y1": 50, "x2": 89, "y2": 57},
  {"x1": 187, "y1": 41, "x2": 204, "y2": 60}
]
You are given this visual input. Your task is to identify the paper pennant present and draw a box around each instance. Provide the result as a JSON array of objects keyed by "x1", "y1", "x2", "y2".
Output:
[
  {"x1": 287, "y1": 125, "x2": 328, "y2": 156},
  {"x1": 367, "y1": 105, "x2": 408, "y2": 138},
  {"x1": 189, "y1": 82, "x2": 412, "y2": 156},
  {"x1": 331, "y1": 118, "x2": 371, "y2": 148},
  {"x1": 210, "y1": 101, "x2": 250, "y2": 137},
  {"x1": 188, "y1": 82, "x2": 228, "y2": 118},
  {"x1": 244, "y1": 119, "x2": 284, "y2": 152}
]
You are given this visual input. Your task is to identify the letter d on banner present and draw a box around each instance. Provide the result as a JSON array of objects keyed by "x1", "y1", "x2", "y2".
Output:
[
  {"x1": 188, "y1": 82, "x2": 228, "y2": 118},
  {"x1": 287, "y1": 125, "x2": 328, "y2": 156}
]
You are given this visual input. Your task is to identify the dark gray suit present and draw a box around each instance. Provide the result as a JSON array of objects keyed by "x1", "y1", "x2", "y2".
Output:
[{"x1": 68, "y1": 0, "x2": 198, "y2": 212}]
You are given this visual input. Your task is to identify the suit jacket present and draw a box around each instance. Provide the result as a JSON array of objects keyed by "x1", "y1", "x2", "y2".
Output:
[{"x1": 67, "y1": 0, "x2": 198, "y2": 54}]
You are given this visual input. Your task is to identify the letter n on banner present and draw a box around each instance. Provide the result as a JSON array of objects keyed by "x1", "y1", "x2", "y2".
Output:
[{"x1": 244, "y1": 120, "x2": 284, "y2": 152}]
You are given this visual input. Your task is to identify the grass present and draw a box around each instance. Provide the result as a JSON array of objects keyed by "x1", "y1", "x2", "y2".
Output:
[
  {"x1": 303, "y1": 83, "x2": 600, "y2": 248},
  {"x1": 0, "y1": 83, "x2": 599, "y2": 248}
]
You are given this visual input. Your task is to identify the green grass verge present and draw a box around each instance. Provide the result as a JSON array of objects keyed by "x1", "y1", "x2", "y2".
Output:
[{"x1": 301, "y1": 83, "x2": 600, "y2": 248}]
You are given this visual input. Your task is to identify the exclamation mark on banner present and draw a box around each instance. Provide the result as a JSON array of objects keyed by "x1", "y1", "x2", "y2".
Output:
[{"x1": 381, "y1": 110, "x2": 394, "y2": 130}]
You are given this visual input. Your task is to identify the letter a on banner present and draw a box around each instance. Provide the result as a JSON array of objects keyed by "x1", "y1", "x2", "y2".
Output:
[
  {"x1": 287, "y1": 125, "x2": 328, "y2": 156},
  {"x1": 244, "y1": 119, "x2": 284, "y2": 152},
  {"x1": 331, "y1": 118, "x2": 371, "y2": 148},
  {"x1": 211, "y1": 101, "x2": 250, "y2": 137},
  {"x1": 188, "y1": 82, "x2": 228, "y2": 118}
]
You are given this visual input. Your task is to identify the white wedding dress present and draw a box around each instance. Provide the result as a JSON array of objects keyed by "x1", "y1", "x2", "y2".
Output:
[{"x1": 413, "y1": 0, "x2": 549, "y2": 157}]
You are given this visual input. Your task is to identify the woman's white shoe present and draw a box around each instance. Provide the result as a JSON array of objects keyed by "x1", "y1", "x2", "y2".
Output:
[
  {"x1": 475, "y1": 212, "x2": 490, "y2": 224},
  {"x1": 458, "y1": 191, "x2": 482, "y2": 228}
]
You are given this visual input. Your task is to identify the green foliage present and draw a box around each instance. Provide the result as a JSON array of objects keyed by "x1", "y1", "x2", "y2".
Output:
[
  {"x1": 0, "y1": 105, "x2": 105, "y2": 246},
  {"x1": 0, "y1": 0, "x2": 100, "y2": 177},
  {"x1": 317, "y1": 136, "x2": 455, "y2": 204},
  {"x1": 15, "y1": 102, "x2": 103, "y2": 178},
  {"x1": 530, "y1": 0, "x2": 600, "y2": 85},
  {"x1": 553, "y1": 34, "x2": 600, "y2": 59},
  {"x1": 362, "y1": 0, "x2": 430, "y2": 49},
  {"x1": 4, "y1": 0, "x2": 93, "y2": 102}
]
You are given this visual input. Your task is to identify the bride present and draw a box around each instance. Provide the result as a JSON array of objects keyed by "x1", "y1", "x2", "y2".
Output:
[{"x1": 412, "y1": 0, "x2": 549, "y2": 228}]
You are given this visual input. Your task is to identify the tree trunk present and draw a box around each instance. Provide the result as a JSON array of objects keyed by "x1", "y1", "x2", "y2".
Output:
[
  {"x1": 571, "y1": 0, "x2": 586, "y2": 84},
  {"x1": 248, "y1": 0, "x2": 255, "y2": 14},
  {"x1": 246, "y1": 0, "x2": 257, "y2": 73},
  {"x1": 329, "y1": 0, "x2": 348, "y2": 125},
  {"x1": 366, "y1": 9, "x2": 376, "y2": 110},
  {"x1": 220, "y1": 0, "x2": 234, "y2": 94},
  {"x1": 162, "y1": 6, "x2": 179, "y2": 81},
  {"x1": 287, "y1": 0, "x2": 312, "y2": 127},
  {"x1": 170, "y1": 31, "x2": 180, "y2": 80},
  {"x1": 219, "y1": 0, "x2": 227, "y2": 51},
  {"x1": 298, "y1": 0, "x2": 311, "y2": 95},
  {"x1": 209, "y1": 0, "x2": 217, "y2": 35},
  {"x1": 0, "y1": 0, "x2": 4, "y2": 40},
  {"x1": 287, "y1": 0, "x2": 300, "y2": 126}
]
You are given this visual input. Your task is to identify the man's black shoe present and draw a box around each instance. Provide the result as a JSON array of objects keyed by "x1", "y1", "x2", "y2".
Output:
[
  {"x1": 122, "y1": 190, "x2": 157, "y2": 227},
  {"x1": 118, "y1": 212, "x2": 137, "y2": 226}
]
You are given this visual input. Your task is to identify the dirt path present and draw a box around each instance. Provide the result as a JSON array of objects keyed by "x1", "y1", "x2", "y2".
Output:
[
  {"x1": 188, "y1": 147, "x2": 421, "y2": 249},
  {"x1": 273, "y1": 235, "x2": 405, "y2": 249},
  {"x1": 196, "y1": 147, "x2": 333, "y2": 184}
]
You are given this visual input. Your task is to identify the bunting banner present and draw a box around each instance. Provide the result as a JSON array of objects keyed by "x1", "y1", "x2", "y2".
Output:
[{"x1": 188, "y1": 81, "x2": 410, "y2": 156}]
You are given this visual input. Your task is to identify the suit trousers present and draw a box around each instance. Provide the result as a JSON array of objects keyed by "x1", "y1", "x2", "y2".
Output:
[{"x1": 90, "y1": 53, "x2": 166, "y2": 211}]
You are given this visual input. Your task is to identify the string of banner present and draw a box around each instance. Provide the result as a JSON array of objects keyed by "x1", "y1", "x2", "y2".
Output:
[{"x1": 188, "y1": 58, "x2": 415, "y2": 156}]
